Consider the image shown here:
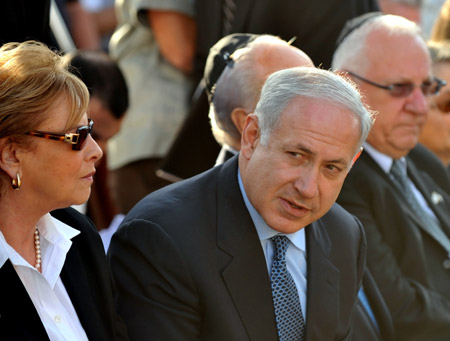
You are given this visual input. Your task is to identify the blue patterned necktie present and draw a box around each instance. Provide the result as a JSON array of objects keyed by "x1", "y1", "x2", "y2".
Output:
[
  {"x1": 390, "y1": 159, "x2": 450, "y2": 253},
  {"x1": 270, "y1": 235, "x2": 305, "y2": 341}
]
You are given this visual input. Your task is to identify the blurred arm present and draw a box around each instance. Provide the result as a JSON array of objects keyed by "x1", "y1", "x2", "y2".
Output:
[{"x1": 146, "y1": 10, "x2": 196, "y2": 74}]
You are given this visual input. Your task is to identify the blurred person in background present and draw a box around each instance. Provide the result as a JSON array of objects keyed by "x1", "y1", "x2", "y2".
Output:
[
  {"x1": 107, "y1": 0, "x2": 196, "y2": 214},
  {"x1": 430, "y1": 0, "x2": 450, "y2": 40},
  {"x1": 419, "y1": 41, "x2": 450, "y2": 170},
  {"x1": 64, "y1": 50, "x2": 128, "y2": 250}
]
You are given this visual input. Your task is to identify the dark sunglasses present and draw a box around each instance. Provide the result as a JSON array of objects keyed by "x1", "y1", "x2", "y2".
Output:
[
  {"x1": 25, "y1": 119, "x2": 94, "y2": 151},
  {"x1": 345, "y1": 71, "x2": 446, "y2": 97}
]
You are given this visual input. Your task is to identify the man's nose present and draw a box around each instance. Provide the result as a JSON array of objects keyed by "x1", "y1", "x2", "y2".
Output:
[
  {"x1": 293, "y1": 167, "x2": 319, "y2": 199},
  {"x1": 405, "y1": 86, "x2": 428, "y2": 116}
]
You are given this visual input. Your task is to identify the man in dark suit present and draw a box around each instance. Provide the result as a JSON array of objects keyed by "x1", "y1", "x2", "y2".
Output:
[
  {"x1": 333, "y1": 13, "x2": 450, "y2": 339},
  {"x1": 204, "y1": 32, "x2": 393, "y2": 341},
  {"x1": 108, "y1": 66, "x2": 375, "y2": 340}
]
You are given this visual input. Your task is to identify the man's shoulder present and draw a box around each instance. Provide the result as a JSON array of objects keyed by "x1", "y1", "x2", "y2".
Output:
[
  {"x1": 312, "y1": 203, "x2": 364, "y2": 245},
  {"x1": 322, "y1": 203, "x2": 362, "y2": 231},
  {"x1": 408, "y1": 144, "x2": 450, "y2": 194},
  {"x1": 119, "y1": 161, "x2": 237, "y2": 232},
  {"x1": 127, "y1": 168, "x2": 218, "y2": 217}
]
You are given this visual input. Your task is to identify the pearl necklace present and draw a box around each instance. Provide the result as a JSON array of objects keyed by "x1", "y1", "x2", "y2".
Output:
[{"x1": 34, "y1": 227, "x2": 41, "y2": 270}]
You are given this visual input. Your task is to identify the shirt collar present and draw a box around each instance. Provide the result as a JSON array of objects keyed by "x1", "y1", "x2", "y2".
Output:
[
  {"x1": 237, "y1": 169, "x2": 306, "y2": 252},
  {"x1": 0, "y1": 213, "x2": 80, "y2": 271},
  {"x1": 363, "y1": 142, "x2": 407, "y2": 174}
]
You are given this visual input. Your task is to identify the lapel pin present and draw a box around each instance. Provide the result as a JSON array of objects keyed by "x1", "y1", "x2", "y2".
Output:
[{"x1": 431, "y1": 191, "x2": 444, "y2": 205}]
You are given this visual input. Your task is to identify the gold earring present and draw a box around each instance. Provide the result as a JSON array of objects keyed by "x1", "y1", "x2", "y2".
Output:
[{"x1": 11, "y1": 173, "x2": 21, "y2": 190}]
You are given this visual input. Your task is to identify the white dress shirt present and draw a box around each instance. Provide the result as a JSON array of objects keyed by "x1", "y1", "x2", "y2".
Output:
[
  {"x1": 238, "y1": 171, "x2": 308, "y2": 320},
  {"x1": 0, "y1": 213, "x2": 88, "y2": 341}
]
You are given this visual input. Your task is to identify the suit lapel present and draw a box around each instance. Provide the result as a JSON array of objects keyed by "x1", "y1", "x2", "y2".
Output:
[
  {"x1": 407, "y1": 160, "x2": 450, "y2": 234},
  {"x1": 216, "y1": 157, "x2": 278, "y2": 340},
  {"x1": 60, "y1": 240, "x2": 102, "y2": 340},
  {"x1": 304, "y1": 222, "x2": 340, "y2": 340},
  {"x1": 0, "y1": 261, "x2": 49, "y2": 340},
  {"x1": 362, "y1": 152, "x2": 450, "y2": 251}
]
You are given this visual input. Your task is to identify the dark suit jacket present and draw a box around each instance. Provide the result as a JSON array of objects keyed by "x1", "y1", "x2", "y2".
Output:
[
  {"x1": 408, "y1": 143, "x2": 450, "y2": 195},
  {"x1": 0, "y1": 207, "x2": 128, "y2": 341},
  {"x1": 337, "y1": 149, "x2": 450, "y2": 340},
  {"x1": 109, "y1": 156, "x2": 366, "y2": 340},
  {"x1": 352, "y1": 269, "x2": 394, "y2": 341}
]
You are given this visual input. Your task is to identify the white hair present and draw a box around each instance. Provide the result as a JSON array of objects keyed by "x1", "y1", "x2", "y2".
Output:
[
  {"x1": 332, "y1": 14, "x2": 424, "y2": 74},
  {"x1": 255, "y1": 67, "x2": 375, "y2": 148}
]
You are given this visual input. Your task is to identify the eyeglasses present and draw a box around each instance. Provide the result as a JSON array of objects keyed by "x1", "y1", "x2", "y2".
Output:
[
  {"x1": 345, "y1": 71, "x2": 446, "y2": 97},
  {"x1": 25, "y1": 119, "x2": 94, "y2": 151}
]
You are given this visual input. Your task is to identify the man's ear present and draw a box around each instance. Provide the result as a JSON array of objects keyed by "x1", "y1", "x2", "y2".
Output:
[
  {"x1": 0, "y1": 138, "x2": 22, "y2": 180},
  {"x1": 240, "y1": 114, "x2": 260, "y2": 159},
  {"x1": 230, "y1": 108, "x2": 248, "y2": 135}
]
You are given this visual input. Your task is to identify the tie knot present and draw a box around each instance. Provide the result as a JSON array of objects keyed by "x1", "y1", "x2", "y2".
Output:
[
  {"x1": 272, "y1": 235, "x2": 290, "y2": 261},
  {"x1": 390, "y1": 159, "x2": 406, "y2": 178}
]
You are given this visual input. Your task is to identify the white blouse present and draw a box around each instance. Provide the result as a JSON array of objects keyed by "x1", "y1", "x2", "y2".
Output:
[{"x1": 0, "y1": 213, "x2": 88, "y2": 340}]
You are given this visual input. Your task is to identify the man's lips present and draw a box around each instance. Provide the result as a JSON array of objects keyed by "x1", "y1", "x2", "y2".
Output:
[{"x1": 280, "y1": 198, "x2": 312, "y2": 217}]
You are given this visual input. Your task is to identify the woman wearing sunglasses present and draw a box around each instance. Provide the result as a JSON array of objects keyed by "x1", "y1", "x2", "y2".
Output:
[
  {"x1": 418, "y1": 40, "x2": 450, "y2": 172},
  {"x1": 0, "y1": 41, "x2": 127, "y2": 340}
]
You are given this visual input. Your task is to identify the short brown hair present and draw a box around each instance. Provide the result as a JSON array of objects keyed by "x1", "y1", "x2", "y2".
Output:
[{"x1": 0, "y1": 41, "x2": 89, "y2": 191}]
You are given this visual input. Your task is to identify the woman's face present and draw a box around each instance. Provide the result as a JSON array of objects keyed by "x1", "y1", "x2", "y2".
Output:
[
  {"x1": 20, "y1": 96, "x2": 102, "y2": 211},
  {"x1": 419, "y1": 62, "x2": 450, "y2": 166}
]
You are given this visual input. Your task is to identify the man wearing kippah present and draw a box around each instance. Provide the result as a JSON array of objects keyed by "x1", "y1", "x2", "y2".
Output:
[
  {"x1": 333, "y1": 13, "x2": 450, "y2": 339},
  {"x1": 204, "y1": 34, "x2": 313, "y2": 165}
]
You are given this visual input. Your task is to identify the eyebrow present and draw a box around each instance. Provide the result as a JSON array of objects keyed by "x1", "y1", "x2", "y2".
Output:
[{"x1": 294, "y1": 145, "x2": 349, "y2": 166}]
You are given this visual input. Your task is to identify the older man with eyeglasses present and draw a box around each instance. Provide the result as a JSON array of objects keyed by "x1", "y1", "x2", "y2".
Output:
[{"x1": 332, "y1": 13, "x2": 450, "y2": 339}]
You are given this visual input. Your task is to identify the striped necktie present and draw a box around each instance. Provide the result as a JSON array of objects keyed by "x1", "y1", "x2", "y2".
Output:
[{"x1": 390, "y1": 159, "x2": 450, "y2": 253}]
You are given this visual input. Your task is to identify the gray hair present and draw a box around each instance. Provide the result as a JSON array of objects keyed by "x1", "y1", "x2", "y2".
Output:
[
  {"x1": 332, "y1": 14, "x2": 423, "y2": 74},
  {"x1": 255, "y1": 67, "x2": 375, "y2": 149},
  {"x1": 211, "y1": 35, "x2": 292, "y2": 146}
]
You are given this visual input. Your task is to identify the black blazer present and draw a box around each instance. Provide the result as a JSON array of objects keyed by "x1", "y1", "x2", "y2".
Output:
[
  {"x1": 0, "y1": 207, "x2": 128, "y2": 341},
  {"x1": 109, "y1": 156, "x2": 366, "y2": 340},
  {"x1": 338, "y1": 149, "x2": 450, "y2": 340}
]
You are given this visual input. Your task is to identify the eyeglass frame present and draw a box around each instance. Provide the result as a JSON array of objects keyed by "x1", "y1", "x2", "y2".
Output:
[
  {"x1": 345, "y1": 70, "x2": 446, "y2": 97},
  {"x1": 25, "y1": 119, "x2": 94, "y2": 151}
]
